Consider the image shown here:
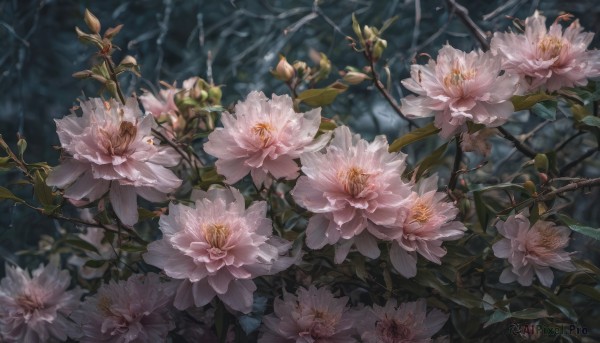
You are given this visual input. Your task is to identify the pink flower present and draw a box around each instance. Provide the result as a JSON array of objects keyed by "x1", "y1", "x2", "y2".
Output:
[
  {"x1": 371, "y1": 175, "x2": 465, "y2": 278},
  {"x1": 492, "y1": 211, "x2": 575, "y2": 287},
  {"x1": 70, "y1": 273, "x2": 175, "y2": 342},
  {"x1": 139, "y1": 88, "x2": 178, "y2": 120},
  {"x1": 0, "y1": 264, "x2": 82, "y2": 343},
  {"x1": 491, "y1": 11, "x2": 600, "y2": 92},
  {"x1": 401, "y1": 45, "x2": 519, "y2": 138},
  {"x1": 360, "y1": 298, "x2": 448, "y2": 343},
  {"x1": 258, "y1": 285, "x2": 357, "y2": 343},
  {"x1": 291, "y1": 126, "x2": 412, "y2": 264},
  {"x1": 46, "y1": 97, "x2": 182, "y2": 226},
  {"x1": 143, "y1": 187, "x2": 296, "y2": 313},
  {"x1": 204, "y1": 91, "x2": 330, "y2": 187}
]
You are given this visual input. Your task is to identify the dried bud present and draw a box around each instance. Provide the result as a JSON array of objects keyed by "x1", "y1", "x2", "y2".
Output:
[
  {"x1": 104, "y1": 24, "x2": 123, "y2": 40},
  {"x1": 293, "y1": 61, "x2": 310, "y2": 78},
  {"x1": 75, "y1": 26, "x2": 103, "y2": 49},
  {"x1": 343, "y1": 71, "x2": 370, "y2": 85},
  {"x1": 120, "y1": 55, "x2": 138, "y2": 67},
  {"x1": 84, "y1": 9, "x2": 101, "y2": 34},
  {"x1": 274, "y1": 55, "x2": 295, "y2": 82},
  {"x1": 534, "y1": 153, "x2": 549, "y2": 172},
  {"x1": 17, "y1": 137, "x2": 27, "y2": 158}
]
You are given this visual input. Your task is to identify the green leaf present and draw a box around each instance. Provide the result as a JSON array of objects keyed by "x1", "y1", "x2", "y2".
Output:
[
  {"x1": 535, "y1": 286, "x2": 579, "y2": 322},
  {"x1": 512, "y1": 93, "x2": 556, "y2": 111},
  {"x1": 574, "y1": 285, "x2": 600, "y2": 302},
  {"x1": 138, "y1": 208, "x2": 159, "y2": 221},
  {"x1": 510, "y1": 308, "x2": 548, "y2": 320},
  {"x1": 389, "y1": 123, "x2": 440, "y2": 152},
  {"x1": 318, "y1": 119, "x2": 337, "y2": 132},
  {"x1": 351, "y1": 13, "x2": 364, "y2": 46},
  {"x1": 379, "y1": 15, "x2": 399, "y2": 34},
  {"x1": 297, "y1": 88, "x2": 342, "y2": 107},
  {"x1": 65, "y1": 238, "x2": 100, "y2": 254},
  {"x1": 33, "y1": 170, "x2": 54, "y2": 209},
  {"x1": 120, "y1": 243, "x2": 147, "y2": 253},
  {"x1": 531, "y1": 100, "x2": 558, "y2": 120},
  {"x1": 352, "y1": 255, "x2": 368, "y2": 282},
  {"x1": 473, "y1": 191, "x2": 490, "y2": 230},
  {"x1": 483, "y1": 310, "x2": 511, "y2": 328},
  {"x1": 557, "y1": 214, "x2": 600, "y2": 241},
  {"x1": 0, "y1": 186, "x2": 24, "y2": 203},
  {"x1": 580, "y1": 115, "x2": 600, "y2": 127},
  {"x1": 84, "y1": 259, "x2": 107, "y2": 268},
  {"x1": 415, "y1": 143, "x2": 448, "y2": 179}
]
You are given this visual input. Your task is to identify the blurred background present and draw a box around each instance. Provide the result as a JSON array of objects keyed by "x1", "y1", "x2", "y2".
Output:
[{"x1": 1, "y1": 0, "x2": 599, "y2": 269}]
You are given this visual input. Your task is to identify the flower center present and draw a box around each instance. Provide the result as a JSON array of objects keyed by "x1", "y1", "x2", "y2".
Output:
[
  {"x1": 16, "y1": 293, "x2": 44, "y2": 316},
  {"x1": 536, "y1": 226, "x2": 563, "y2": 250},
  {"x1": 376, "y1": 319, "x2": 412, "y2": 342},
  {"x1": 443, "y1": 61, "x2": 476, "y2": 87},
  {"x1": 411, "y1": 199, "x2": 433, "y2": 224},
  {"x1": 304, "y1": 309, "x2": 336, "y2": 338},
  {"x1": 340, "y1": 167, "x2": 370, "y2": 197},
  {"x1": 204, "y1": 223, "x2": 231, "y2": 250},
  {"x1": 537, "y1": 35, "x2": 563, "y2": 59},
  {"x1": 97, "y1": 295, "x2": 113, "y2": 316},
  {"x1": 251, "y1": 122, "x2": 274, "y2": 147},
  {"x1": 102, "y1": 121, "x2": 137, "y2": 156}
]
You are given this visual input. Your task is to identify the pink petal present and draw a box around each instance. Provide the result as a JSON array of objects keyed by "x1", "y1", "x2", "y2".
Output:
[
  {"x1": 390, "y1": 243, "x2": 417, "y2": 278},
  {"x1": 109, "y1": 182, "x2": 138, "y2": 226}
]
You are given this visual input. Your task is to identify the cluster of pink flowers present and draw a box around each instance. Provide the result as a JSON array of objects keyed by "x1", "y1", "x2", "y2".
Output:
[
  {"x1": 401, "y1": 12, "x2": 600, "y2": 138},
  {"x1": 204, "y1": 91, "x2": 331, "y2": 188},
  {"x1": 143, "y1": 187, "x2": 297, "y2": 313},
  {"x1": 492, "y1": 211, "x2": 575, "y2": 287},
  {"x1": 46, "y1": 97, "x2": 182, "y2": 226},
  {"x1": 0, "y1": 264, "x2": 82, "y2": 342}
]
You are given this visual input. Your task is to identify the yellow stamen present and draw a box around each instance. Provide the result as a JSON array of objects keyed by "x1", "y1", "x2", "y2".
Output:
[
  {"x1": 204, "y1": 223, "x2": 231, "y2": 249},
  {"x1": 340, "y1": 167, "x2": 370, "y2": 197},
  {"x1": 538, "y1": 35, "x2": 563, "y2": 59},
  {"x1": 411, "y1": 199, "x2": 432, "y2": 224},
  {"x1": 251, "y1": 122, "x2": 274, "y2": 147}
]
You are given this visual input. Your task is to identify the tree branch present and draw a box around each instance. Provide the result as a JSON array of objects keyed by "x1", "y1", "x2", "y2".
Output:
[
  {"x1": 445, "y1": 0, "x2": 490, "y2": 51},
  {"x1": 448, "y1": 135, "x2": 463, "y2": 191},
  {"x1": 559, "y1": 147, "x2": 599, "y2": 176},
  {"x1": 497, "y1": 126, "x2": 536, "y2": 158}
]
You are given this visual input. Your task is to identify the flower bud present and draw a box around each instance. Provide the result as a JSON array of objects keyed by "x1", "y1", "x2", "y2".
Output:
[
  {"x1": 363, "y1": 25, "x2": 376, "y2": 41},
  {"x1": 208, "y1": 86, "x2": 222, "y2": 103},
  {"x1": 372, "y1": 39, "x2": 387, "y2": 61},
  {"x1": 120, "y1": 55, "x2": 137, "y2": 67},
  {"x1": 104, "y1": 24, "x2": 123, "y2": 40},
  {"x1": 538, "y1": 172, "x2": 549, "y2": 184},
  {"x1": 200, "y1": 90, "x2": 208, "y2": 102},
  {"x1": 275, "y1": 55, "x2": 295, "y2": 82},
  {"x1": 523, "y1": 180, "x2": 537, "y2": 195},
  {"x1": 534, "y1": 154, "x2": 549, "y2": 172},
  {"x1": 293, "y1": 61, "x2": 310, "y2": 78},
  {"x1": 72, "y1": 70, "x2": 93, "y2": 79},
  {"x1": 84, "y1": 9, "x2": 101, "y2": 34},
  {"x1": 343, "y1": 71, "x2": 370, "y2": 85}
]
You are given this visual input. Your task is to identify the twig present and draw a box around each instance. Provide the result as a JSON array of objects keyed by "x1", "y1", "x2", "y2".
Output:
[
  {"x1": 497, "y1": 126, "x2": 536, "y2": 158},
  {"x1": 536, "y1": 177, "x2": 600, "y2": 202},
  {"x1": 102, "y1": 56, "x2": 126, "y2": 105},
  {"x1": 448, "y1": 135, "x2": 463, "y2": 191},
  {"x1": 364, "y1": 42, "x2": 419, "y2": 128},
  {"x1": 151, "y1": 128, "x2": 202, "y2": 169},
  {"x1": 445, "y1": 0, "x2": 490, "y2": 51},
  {"x1": 555, "y1": 131, "x2": 584, "y2": 152},
  {"x1": 559, "y1": 147, "x2": 599, "y2": 176}
]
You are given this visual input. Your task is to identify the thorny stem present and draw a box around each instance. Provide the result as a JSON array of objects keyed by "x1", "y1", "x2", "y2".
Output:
[
  {"x1": 497, "y1": 126, "x2": 537, "y2": 158},
  {"x1": 363, "y1": 42, "x2": 419, "y2": 128},
  {"x1": 559, "y1": 146, "x2": 599, "y2": 176},
  {"x1": 448, "y1": 135, "x2": 463, "y2": 191}
]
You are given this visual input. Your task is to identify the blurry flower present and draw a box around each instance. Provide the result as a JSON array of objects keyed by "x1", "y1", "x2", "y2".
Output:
[
  {"x1": 291, "y1": 126, "x2": 412, "y2": 264},
  {"x1": 360, "y1": 298, "x2": 448, "y2": 343},
  {"x1": 258, "y1": 285, "x2": 357, "y2": 342},
  {"x1": 143, "y1": 188, "x2": 296, "y2": 313},
  {"x1": 204, "y1": 91, "x2": 330, "y2": 188},
  {"x1": 401, "y1": 45, "x2": 519, "y2": 138},
  {"x1": 491, "y1": 11, "x2": 600, "y2": 92},
  {"x1": 492, "y1": 211, "x2": 575, "y2": 287},
  {"x1": 70, "y1": 273, "x2": 175, "y2": 343},
  {"x1": 139, "y1": 88, "x2": 178, "y2": 119},
  {"x1": 67, "y1": 226, "x2": 117, "y2": 280},
  {"x1": 371, "y1": 175, "x2": 466, "y2": 278},
  {"x1": 0, "y1": 264, "x2": 82, "y2": 343},
  {"x1": 460, "y1": 128, "x2": 497, "y2": 157},
  {"x1": 274, "y1": 55, "x2": 295, "y2": 82},
  {"x1": 46, "y1": 97, "x2": 182, "y2": 226}
]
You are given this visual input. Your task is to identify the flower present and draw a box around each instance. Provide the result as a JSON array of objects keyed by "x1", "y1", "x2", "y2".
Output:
[
  {"x1": 370, "y1": 175, "x2": 465, "y2": 278},
  {"x1": 291, "y1": 126, "x2": 412, "y2": 264},
  {"x1": 258, "y1": 285, "x2": 357, "y2": 343},
  {"x1": 67, "y1": 225, "x2": 117, "y2": 280},
  {"x1": 46, "y1": 97, "x2": 182, "y2": 226},
  {"x1": 0, "y1": 263, "x2": 82, "y2": 343},
  {"x1": 491, "y1": 11, "x2": 600, "y2": 92},
  {"x1": 143, "y1": 187, "x2": 296, "y2": 313},
  {"x1": 492, "y1": 211, "x2": 575, "y2": 287},
  {"x1": 139, "y1": 88, "x2": 178, "y2": 120},
  {"x1": 400, "y1": 45, "x2": 519, "y2": 138},
  {"x1": 360, "y1": 298, "x2": 448, "y2": 343},
  {"x1": 69, "y1": 273, "x2": 175, "y2": 342},
  {"x1": 204, "y1": 91, "x2": 330, "y2": 188}
]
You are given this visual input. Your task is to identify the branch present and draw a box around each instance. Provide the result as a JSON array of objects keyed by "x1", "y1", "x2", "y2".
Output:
[
  {"x1": 559, "y1": 147, "x2": 599, "y2": 176},
  {"x1": 152, "y1": 128, "x2": 202, "y2": 169},
  {"x1": 448, "y1": 135, "x2": 463, "y2": 191},
  {"x1": 363, "y1": 43, "x2": 419, "y2": 128},
  {"x1": 536, "y1": 177, "x2": 600, "y2": 202},
  {"x1": 445, "y1": 0, "x2": 490, "y2": 51},
  {"x1": 497, "y1": 126, "x2": 536, "y2": 158}
]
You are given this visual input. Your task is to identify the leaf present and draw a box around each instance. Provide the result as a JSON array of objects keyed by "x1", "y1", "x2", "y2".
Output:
[
  {"x1": 531, "y1": 100, "x2": 558, "y2": 120},
  {"x1": 510, "y1": 308, "x2": 548, "y2": 320},
  {"x1": 511, "y1": 93, "x2": 556, "y2": 111},
  {"x1": 473, "y1": 191, "x2": 490, "y2": 230},
  {"x1": 319, "y1": 118, "x2": 337, "y2": 132},
  {"x1": 352, "y1": 254, "x2": 368, "y2": 282},
  {"x1": 556, "y1": 214, "x2": 600, "y2": 241},
  {"x1": 0, "y1": 186, "x2": 24, "y2": 203},
  {"x1": 65, "y1": 239, "x2": 100, "y2": 254},
  {"x1": 580, "y1": 115, "x2": 600, "y2": 127},
  {"x1": 379, "y1": 15, "x2": 399, "y2": 34},
  {"x1": 351, "y1": 13, "x2": 364, "y2": 45},
  {"x1": 84, "y1": 259, "x2": 107, "y2": 268},
  {"x1": 33, "y1": 170, "x2": 54, "y2": 209},
  {"x1": 535, "y1": 286, "x2": 579, "y2": 322},
  {"x1": 483, "y1": 310, "x2": 511, "y2": 328},
  {"x1": 297, "y1": 88, "x2": 342, "y2": 107},
  {"x1": 415, "y1": 143, "x2": 448, "y2": 179},
  {"x1": 138, "y1": 208, "x2": 159, "y2": 221},
  {"x1": 120, "y1": 243, "x2": 147, "y2": 253},
  {"x1": 574, "y1": 285, "x2": 600, "y2": 302},
  {"x1": 389, "y1": 123, "x2": 440, "y2": 152}
]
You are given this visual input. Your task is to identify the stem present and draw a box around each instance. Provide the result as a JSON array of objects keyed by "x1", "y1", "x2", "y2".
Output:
[
  {"x1": 536, "y1": 177, "x2": 600, "y2": 202},
  {"x1": 448, "y1": 135, "x2": 463, "y2": 191},
  {"x1": 151, "y1": 128, "x2": 201, "y2": 169},
  {"x1": 497, "y1": 126, "x2": 536, "y2": 158},
  {"x1": 363, "y1": 43, "x2": 419, "y2": 128},
  {"x1": 559, "y1": 147, "x2": 599, "y2": 176},
  {"x1": 445, "y1": 0, "x2": 489, "y2": 51},
  {"x1": 0, "y1": 136, "x2": 34, "y2": 181},
  {"x1": 103, "y1": 56, "x2": 126, "y2": 105}
]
